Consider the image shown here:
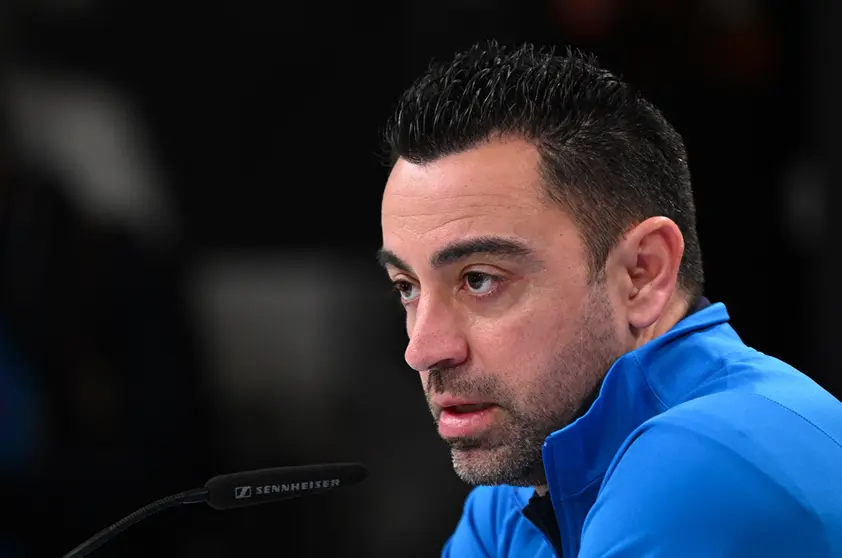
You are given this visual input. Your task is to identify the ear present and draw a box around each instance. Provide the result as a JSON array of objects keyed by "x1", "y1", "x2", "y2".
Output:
[{"x1": 609, "y1": 217, "x2": 684, "y2": 330}]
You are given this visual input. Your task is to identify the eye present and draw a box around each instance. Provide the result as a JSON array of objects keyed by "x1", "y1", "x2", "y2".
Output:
[
  {"x1": 463, "y1": 272, "x2": 498, "y2": 296},
  {"x1": 393, "y1": 280, "x2": 420, "y2": 302}
]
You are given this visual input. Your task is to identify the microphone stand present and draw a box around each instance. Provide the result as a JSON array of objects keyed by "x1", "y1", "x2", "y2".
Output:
[
  {"x1": 60, "y1": 462, "x2": 367, "y2": 557},
  {"x1": 61, "y1": 487, "x2": 209, "y2": 558}
]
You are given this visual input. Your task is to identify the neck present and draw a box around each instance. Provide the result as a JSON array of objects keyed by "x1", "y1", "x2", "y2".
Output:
[
  {"x1": 632, "y1": 291, "x2": 692, "y2": 350},
  {"x1": 530, "y1": 292, "x2": 695, "y2": 496}
]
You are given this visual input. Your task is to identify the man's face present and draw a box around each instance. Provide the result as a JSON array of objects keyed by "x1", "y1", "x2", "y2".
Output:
[{"x1": 379, "y1": 139, "x2": 626, "y2": 487}]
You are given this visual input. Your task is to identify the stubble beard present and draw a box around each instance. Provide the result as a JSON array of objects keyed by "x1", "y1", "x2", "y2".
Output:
[{"x1": 427, "y1": 286, "x2": 623, "y2": 487}]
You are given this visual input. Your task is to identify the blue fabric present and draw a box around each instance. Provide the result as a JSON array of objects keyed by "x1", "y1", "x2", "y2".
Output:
[{"x1": 442, "y1": 302, "x2": 842, "y2": 557}]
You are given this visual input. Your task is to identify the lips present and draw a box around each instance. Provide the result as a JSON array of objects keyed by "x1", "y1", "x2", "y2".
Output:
[{"x1": 434, "y1": 397, "x2": 499, "y2": 439}]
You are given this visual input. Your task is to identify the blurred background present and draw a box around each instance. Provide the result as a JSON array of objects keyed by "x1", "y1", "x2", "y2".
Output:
[{"x1": 0, "y1": 0, "x2": 839, "y2": 556}]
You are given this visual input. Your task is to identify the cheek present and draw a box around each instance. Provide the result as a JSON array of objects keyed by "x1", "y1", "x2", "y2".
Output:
[{"x1": 472, "y1": 306, "x2": 572, "y2": 381}]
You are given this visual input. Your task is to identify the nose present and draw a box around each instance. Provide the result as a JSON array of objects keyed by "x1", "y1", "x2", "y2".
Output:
[{"x1": 404, "y1": 296, "x2": 469, "y2": 372}]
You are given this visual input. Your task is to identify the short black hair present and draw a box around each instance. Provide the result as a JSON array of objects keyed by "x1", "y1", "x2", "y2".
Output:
[{"x1": 382, "y1": 40, "x2": 704, "y2": 299}]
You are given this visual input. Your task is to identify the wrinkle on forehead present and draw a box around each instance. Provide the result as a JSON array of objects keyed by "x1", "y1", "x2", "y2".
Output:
[
  {"x1": 383, "y1": 185, "x2": 533, "y2": 211},
  {"x1": 384, "y1": 197, "x2": 535, "y2": 236},
  {"x1": 386, "y1": 199, "x2": 520, "y2": 215}
]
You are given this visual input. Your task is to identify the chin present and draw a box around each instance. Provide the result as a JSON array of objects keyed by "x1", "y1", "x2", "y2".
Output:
[{"x1": 451, "y1": 444, "x2": 545, "y2": 487}]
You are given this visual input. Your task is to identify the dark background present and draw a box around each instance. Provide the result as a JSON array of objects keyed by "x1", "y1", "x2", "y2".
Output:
[{"x1": 0, "y1": 0, "x2": 840, "y2": 556}]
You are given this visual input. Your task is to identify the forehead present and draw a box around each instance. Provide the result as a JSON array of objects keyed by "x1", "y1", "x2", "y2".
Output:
[{"x1": 381, "y1": 139, "x2": 579, "y2": 258}]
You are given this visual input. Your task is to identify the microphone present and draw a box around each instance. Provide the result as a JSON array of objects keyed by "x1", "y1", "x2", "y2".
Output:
[{"x1": 61, "y1": 462, "x2": 368, "y2": 558}]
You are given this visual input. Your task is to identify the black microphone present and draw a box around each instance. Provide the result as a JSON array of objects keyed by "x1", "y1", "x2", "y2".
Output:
[{"x1": 61, "y1": 462, "x2": 368, "y2": 558}]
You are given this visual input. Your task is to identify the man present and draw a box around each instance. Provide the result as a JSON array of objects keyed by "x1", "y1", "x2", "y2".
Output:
[{"x1": 377, "y1": 41, "x2": 842, "y2": 557}]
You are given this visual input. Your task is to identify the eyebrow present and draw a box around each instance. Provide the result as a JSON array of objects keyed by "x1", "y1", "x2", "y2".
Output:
[{"x1": 376, "y1": 236, "x2": 534, "y2": 273}]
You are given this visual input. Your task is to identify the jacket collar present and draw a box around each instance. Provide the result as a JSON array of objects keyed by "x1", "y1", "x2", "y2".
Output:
[{"x1": 541, "y1": 298, "x2": 731, "y2": 500}]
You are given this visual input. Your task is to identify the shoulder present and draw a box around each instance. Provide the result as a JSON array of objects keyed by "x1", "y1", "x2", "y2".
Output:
[
  {"x1": 654, "y1": 338, "x2": 842, "y2": 440},
  {"x1": 645, "y1": 342, "x2": 842, "y2": 483},
  {"x1": 579, "y1": 391, "x2": 842, "y2": 557},
  {"x1": 443, "y1": 485, "x2": 552, "y2": 558}
]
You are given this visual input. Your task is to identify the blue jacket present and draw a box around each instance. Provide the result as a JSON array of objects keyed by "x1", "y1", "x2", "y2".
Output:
[{"x1": 442, "y1": 301, "x2": 842, "y2": 557}]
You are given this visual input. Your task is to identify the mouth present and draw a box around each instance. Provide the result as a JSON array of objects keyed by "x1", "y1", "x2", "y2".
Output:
[
  {"x1": 437, "y1": 402, "x2": 499, "y2": 439},
  {"x1": 443, "y1": 402, "x2": 495, "y2": 413}
]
